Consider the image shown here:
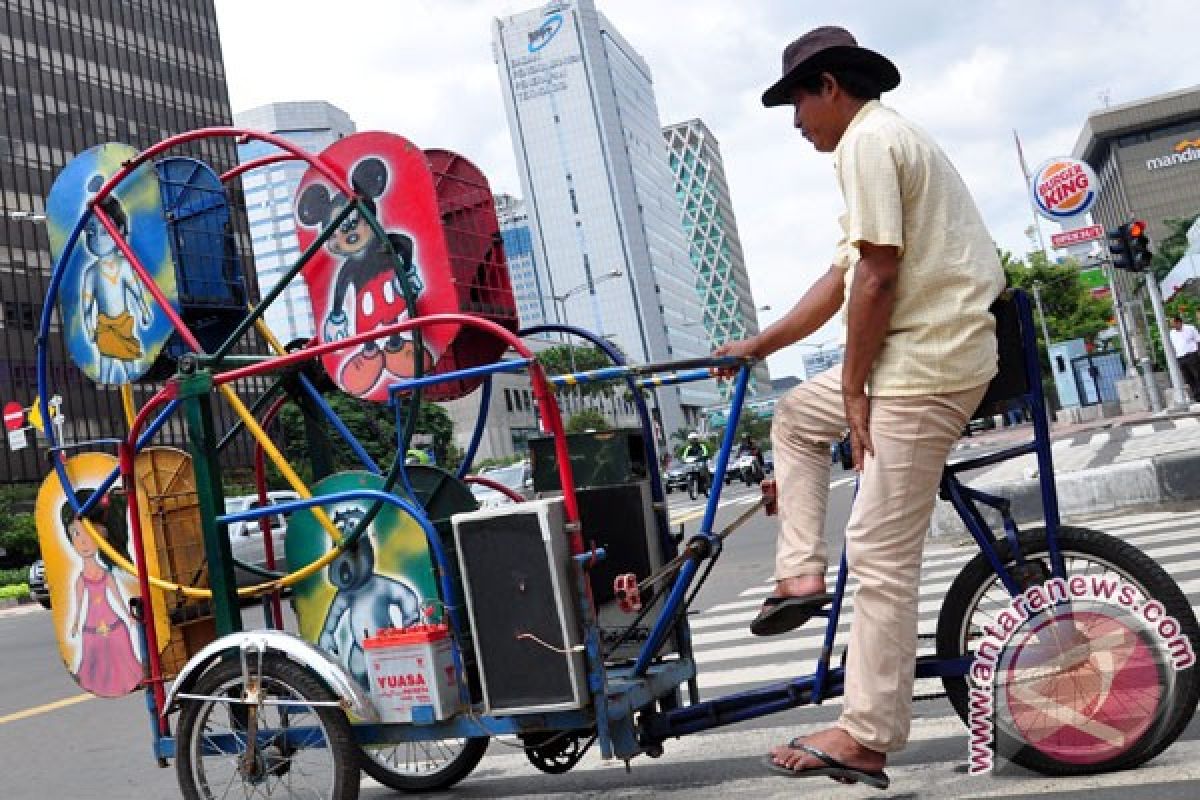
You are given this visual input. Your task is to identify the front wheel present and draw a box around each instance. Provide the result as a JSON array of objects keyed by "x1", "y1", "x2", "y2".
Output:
[
  {"x1": 175, "y1": 653, "x2": 360, "y2": 800},
  {"x1": 936, "y1": 526, "x2": 1199, "y2": 776},
  {"x1": 359, "y1": 738, "x2": 488, "y2": 792}
]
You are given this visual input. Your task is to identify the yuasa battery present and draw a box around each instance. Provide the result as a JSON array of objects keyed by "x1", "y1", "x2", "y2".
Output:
[{"x1": 362, "y1": 625, "x2": 460, "y2": 723}]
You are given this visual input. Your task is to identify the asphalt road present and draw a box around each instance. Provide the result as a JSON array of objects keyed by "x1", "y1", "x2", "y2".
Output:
[{"x1": 4, "y1": 469, "x2": 1200, "y2": 799}]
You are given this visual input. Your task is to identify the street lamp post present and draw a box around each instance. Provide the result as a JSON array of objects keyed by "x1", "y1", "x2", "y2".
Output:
[{"x1": 552, "y1": 268, "x2": 623, "y2": 375}]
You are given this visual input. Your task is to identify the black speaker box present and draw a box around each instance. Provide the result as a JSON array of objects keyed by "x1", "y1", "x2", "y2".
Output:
[
  {"x1": 452, "y1": 499, "x2": 588, "y2": 715},
  {"x1": 571, "y1": 481, "x2": 675, "y2": 663}
]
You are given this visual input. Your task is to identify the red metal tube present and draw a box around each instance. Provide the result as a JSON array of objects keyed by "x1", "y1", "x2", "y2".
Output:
[
  {"x1": 461, "y1": 474, "x2": 526, "y2": 504},
  {"x1": 220, "y1": 152, "x2": 299, "y2": 184},
  {"x1": 254, "y1": 395, "x2": 290, "y2": 629},
  {"x1": 93, "y1": 205, "x2": 204, "y2": 354},
  {"x1": 118, "y1": 441, "x2": 168, "y2": 732},
  {"x1": 90, "y1": 126, "x2": 353, "y2": 204}
]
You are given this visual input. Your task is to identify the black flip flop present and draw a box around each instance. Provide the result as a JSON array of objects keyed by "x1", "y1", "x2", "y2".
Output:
[
  {"x1": 749, "y1": 593, "x2": 832, "y2": 637},
  {"x1": 764, "y1": 740, "x2": 890, "y2": 790}
]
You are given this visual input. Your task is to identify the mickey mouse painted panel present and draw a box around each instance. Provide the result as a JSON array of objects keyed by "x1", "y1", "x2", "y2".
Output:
[{"x1": 295, "y1": 132, "x2": 458, "y2": 403}]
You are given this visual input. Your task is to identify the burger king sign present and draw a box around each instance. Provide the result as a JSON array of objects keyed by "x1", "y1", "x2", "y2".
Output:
[{"x1": 1031, "y1": 158, "x2": 1099, "y2": 220}]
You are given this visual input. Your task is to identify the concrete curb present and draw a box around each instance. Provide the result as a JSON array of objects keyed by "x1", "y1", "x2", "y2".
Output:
[{"x1": 931, "y1": 451, "x2": 1200, "y2": 537}]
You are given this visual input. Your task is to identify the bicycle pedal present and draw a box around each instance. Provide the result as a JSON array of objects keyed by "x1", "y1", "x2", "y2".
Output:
[
  {"x1": 614, "y1": 573, "x2": 642, "y2": 613},
  {"x1": 761, "y1": 480, "x2": 778, "y2": 515}
]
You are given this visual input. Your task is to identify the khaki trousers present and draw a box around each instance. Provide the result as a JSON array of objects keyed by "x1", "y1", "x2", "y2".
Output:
[{"x1": 770, "y1": 365, "x2": 987, "y2": 753}]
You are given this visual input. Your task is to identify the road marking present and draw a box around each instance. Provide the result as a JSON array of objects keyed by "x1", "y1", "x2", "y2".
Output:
[{"x1": 0, "y1": 693, "x2": 93, "y2": 726}]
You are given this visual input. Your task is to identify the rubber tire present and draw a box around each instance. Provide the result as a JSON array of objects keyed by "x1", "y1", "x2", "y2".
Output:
[
  {"x1": 359, "y1": 737, "x2": 488, "y2": 792},
  {"x1": 936, "y1": 526, "x2": 1200, "y2": 776},
  {"x1": 176, "y1": 654, "x2": 360, "y2": 800}
]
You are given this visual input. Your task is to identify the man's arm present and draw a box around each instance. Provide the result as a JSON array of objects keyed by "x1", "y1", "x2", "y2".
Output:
[
  {"x1": 842, "y1": 241, "x2": 900, "y2": 468},
  {"x1": 713, "y1": 265, "x2": 845, "y2": 370}
]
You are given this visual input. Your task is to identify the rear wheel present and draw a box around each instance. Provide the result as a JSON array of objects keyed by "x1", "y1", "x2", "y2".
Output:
[
  {"x1": 359, "y1": 738, "x2": 487, "y2": 792},
  {"x1": 936, "y1": 526, "x2": 1199, "y2": 776}
]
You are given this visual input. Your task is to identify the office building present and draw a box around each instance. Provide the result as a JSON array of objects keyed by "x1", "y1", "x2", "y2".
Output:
[
  {"x1": 663, "y1": 118, "x2": 769, "y2": 397},
  {"x1": 233, "y1": 101, "x2": 356, "y2": 345},
  {"x1": 492, "y1": 0, "x2": 717, "y2": 444},
  {"x1": 494, "y1": 193, "x2": 546, "y2": 327},
  {"x1": 0, "y1": 0, "x2": 247, "y2": 483},
  {"x1": 1073, "y1": 85, "x2": 1200, "y2": 246},
  {"x1": 1074, "y1": 85, "x2": 1200, "y2": 366}
]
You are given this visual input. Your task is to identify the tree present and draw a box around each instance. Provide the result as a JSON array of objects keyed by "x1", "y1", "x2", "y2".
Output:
[
  {"x1": 566, "y1": 408, "x2": 610, "y2": 433},
  {"x1": 271, "y1": 390, "x2": 455, "y2": 485},
  {"x1": 1150, "y1": 214, "x2": 1199, "y2": 283},
  {"x1": 1000, "y1": 249, "x2": 1115, "y2": 354}
]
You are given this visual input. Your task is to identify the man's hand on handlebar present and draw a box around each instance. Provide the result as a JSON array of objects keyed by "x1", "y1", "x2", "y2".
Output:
[{"x1": 711, "y1": 338, "x2": 761, "y2": 379}]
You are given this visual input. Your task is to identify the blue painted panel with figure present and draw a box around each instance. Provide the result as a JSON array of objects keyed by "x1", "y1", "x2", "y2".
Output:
[{"x1": 47, "y1": 143, "x2": 180, "y2": 385}]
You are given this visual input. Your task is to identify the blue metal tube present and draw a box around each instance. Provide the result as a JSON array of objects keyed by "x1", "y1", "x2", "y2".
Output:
[
  {"x1": 944, "y1": 440, "x2": 1038, "y2": 474},
  {"x1": 942, "y1": 477, "x2": 1023, "y2": 596},
  {"x1": 38, "y1": 208, "x2": 93, "y2": 516},
  {"x1": 386, "y1": 358, "x2": 531, "y2": 399},
  {"x1": 522, "y1": 323, "x2": 692, "y2": 701},
  {"x1": 219, "y1": 489, "x2": 466, "y2": 639},
  {"x1": 546, "y1": 365, "x2": 630, "y2": 386},
  {"x1": 633, "y1": 368, "x2": 715, "y2": 389},
  {"x1": 631, "y1": 557, "x2": 700, "y2": 677},
  {"x1": 296, "y1": 373, "x2": 380, "y2": 474},
  {"x1": 812, "y1": 547, "x2": 851, "y2": 702},
  {"x1": 1016, "y1": 290, "x2": 1065, "y2": 578},
  {"x1": 75, "y1": 399, "x2": 182, "y2": 518},
  {"x1": 699, "y1": 367, "x2": 751, "y2": 532},
  {"x1": 455, "y1": 376, "x2": 492, "y2": 480}
]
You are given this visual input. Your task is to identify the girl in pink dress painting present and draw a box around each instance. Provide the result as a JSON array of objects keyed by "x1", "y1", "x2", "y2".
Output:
[{"x1": 64, "y1": 492, "x2": 143, "y2": 698}]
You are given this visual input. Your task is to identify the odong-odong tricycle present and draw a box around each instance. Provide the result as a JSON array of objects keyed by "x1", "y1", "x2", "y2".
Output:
[{"x1": 30, "y1": 126, "x2": 1198, "y2": 800}]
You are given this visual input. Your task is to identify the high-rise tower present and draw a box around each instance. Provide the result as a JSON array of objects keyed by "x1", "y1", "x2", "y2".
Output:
[
  {"x1": 664, "y1": 118, "x2": 770, "y2": 396},
  {"x1": 493, "y1": 0, "x2": 717, "y2": 442}
]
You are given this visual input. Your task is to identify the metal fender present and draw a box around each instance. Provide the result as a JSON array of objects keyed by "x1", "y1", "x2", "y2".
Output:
[{"x1": 163, "y1": 629, "x2": 379, "y2": 722}]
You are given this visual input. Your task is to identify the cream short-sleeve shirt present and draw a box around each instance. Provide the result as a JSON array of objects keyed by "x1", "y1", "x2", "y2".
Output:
[{"x1": 832, "y1": 101, "x2": 1006, "y2": 396}]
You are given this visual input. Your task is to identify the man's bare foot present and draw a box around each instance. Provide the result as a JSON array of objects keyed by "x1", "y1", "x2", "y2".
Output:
[
  {"x1": 774, "y1": 574, "x2": 826, "y2": 599},
  {"x1": 768, "y1": 726, "x2": 886, "y2": 783}
]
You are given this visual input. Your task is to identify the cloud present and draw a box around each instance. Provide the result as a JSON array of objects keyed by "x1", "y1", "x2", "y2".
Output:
[{"x1": 213, "y1": 0, "x2": 1200, "y2": 382}]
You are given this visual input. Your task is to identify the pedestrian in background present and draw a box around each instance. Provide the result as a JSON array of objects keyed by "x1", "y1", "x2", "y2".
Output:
[{"x1": 1169, "y1": 314, "x2": 1200, "y2": 401}]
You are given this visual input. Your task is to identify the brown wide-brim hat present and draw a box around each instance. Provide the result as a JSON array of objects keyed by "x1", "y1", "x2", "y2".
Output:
[{"x1": 762, "y1": 26, "x2": 900, "y2": 108}]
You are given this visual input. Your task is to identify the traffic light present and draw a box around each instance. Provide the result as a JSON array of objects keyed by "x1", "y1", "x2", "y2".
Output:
[
  {"x1": 1108, "y1": 223, "x2": 1133, "y2": 271},
  {"x1": 1128, "y1": 219, "x2": 1152, "y2": 272}
]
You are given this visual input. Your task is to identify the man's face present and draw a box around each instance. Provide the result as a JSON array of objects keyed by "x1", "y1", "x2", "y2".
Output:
[
  {"x1": 1171, "y1": 318, "x2": 1182, "y2": 330},
  {"x1": 790, "y1": 79, "x2": 841, "y2": 153}
]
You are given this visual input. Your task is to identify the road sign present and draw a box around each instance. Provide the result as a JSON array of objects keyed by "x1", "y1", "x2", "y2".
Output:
[
  {"x1": 1051, "y1": 224, "x2": 1105, "y2": 249},
  {"x1": 7, "y1": 428, "x2": 27, "y2": 450},
  {"x1": 3, "y1": 401, "x2": 24, "y2": 431}
]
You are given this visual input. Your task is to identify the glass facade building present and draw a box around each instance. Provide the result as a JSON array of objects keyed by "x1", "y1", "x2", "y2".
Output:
[
  {"x1": 233, "y1": 101, "x2": 356, "y2": 345},
  {"x1": 494, "y1": 193, "x2": 546, "y2": 327},
  {"x1": 492, "y1": 0, "x2": 717, "y2": 442},
  {"x1": 0, "y1": 0, "x2": 249, "y2": 482},
  {"x1": 663, "y1": 118, "x2": 769, "y2": 397}
]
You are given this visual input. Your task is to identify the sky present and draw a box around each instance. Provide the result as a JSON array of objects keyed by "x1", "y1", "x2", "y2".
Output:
[{"x1": 212, "y1": 0, "x2": 1197, "y2": 382}]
